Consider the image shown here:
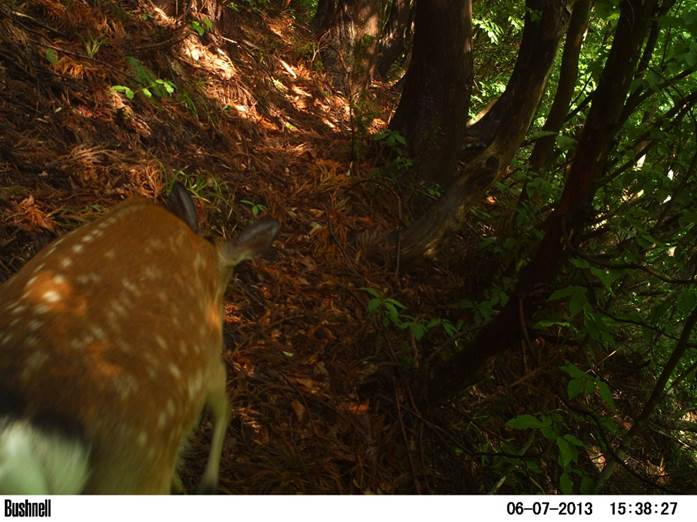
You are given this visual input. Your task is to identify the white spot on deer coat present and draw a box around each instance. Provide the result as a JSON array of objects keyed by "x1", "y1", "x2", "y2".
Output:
[
  {"x1": 28, "y1": 319, "x2": 42, "y2": 332},
  {"x1": 112, "y1": 301, "x2": 127, "y2": 317},
  {"x1": 143, "y1": 267, "x2": 162, "y2": 280},
  {"x1": 21, "y1": 350, "x2": 49, "y2": 380},
  {"x1": 122, "y1": 278, "x2": 139, "y2": 295},
  {"x1": 91, "y1": 325, "x2": 105, "y2": 339},
  {"x1": 155, "y1": 335, "x2": 167, "y2": 350},
  {"x1": 42, "y1": 290, "x2": 61, "y2": 303},
  {"x1": 168, "y1": 363, "x2": 182, "y2": 379},
  {"x1": 10, "y1": 304, "x2": 27, "y2": 315}
]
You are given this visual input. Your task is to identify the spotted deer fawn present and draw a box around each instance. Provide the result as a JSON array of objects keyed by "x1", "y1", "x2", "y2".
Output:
[{"x1": 0, "y1": 184, "x2": 279, "y2": 494}]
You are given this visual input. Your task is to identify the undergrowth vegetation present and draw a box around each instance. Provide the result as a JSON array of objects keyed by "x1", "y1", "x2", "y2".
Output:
[{"x1": 1, "y1": 0, "x2": 696, "y2": 494}]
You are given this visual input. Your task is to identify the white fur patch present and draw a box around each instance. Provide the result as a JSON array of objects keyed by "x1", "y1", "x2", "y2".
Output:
[{"x1": 0, "y1": 419, "x2": 90, "y2": 494}]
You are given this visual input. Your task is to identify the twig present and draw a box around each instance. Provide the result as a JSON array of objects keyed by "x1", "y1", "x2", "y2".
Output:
[
  {"x1": 571, "y1": 247, "x2": 696, "y2": 285},
  {"x1": 595, "y1": 304, "x2": 697, "y2": 492},
  {"x1": 563, "y1": 398, "x2": 679, "y2": 494},
  {"x1": 2, "y1": 6, "x2": 65, "y2": 37},
  {"x1": 393, "y1": 380, "x2": 422, "y2": 494}
]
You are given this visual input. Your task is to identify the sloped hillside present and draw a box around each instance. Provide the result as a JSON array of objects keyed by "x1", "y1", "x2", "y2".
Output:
[{"x1": 0, "y1": 0, "x2": 436, "y2": 493}]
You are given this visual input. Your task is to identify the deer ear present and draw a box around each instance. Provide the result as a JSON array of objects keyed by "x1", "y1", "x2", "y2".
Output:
[
  {"x1": 217, "y1": 219, "x2": 279, "y2": 269},
  {"x1": 166, "y1": 182, "x2": 199, "y2": 234}
]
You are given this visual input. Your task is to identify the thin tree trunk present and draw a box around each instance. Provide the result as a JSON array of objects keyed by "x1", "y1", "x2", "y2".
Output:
[
  {"x1": 377, "y1": 0, "x2": 566, "y2": 267},
  {"x1": 375, "y1": 0, "x2": 413, "y2": 78},
  {"x1": 467, "y1": 0, "x2": 568, "y2": 148},
  {"x1": 529, "y1": 0, "x2": 591, "y2": 173},
  {"x1": 429, "y1": 0, "x2": 660, "y2": 402},
  {"x1": 596, "y1": 303, "x2": 697, "y2": 491}
]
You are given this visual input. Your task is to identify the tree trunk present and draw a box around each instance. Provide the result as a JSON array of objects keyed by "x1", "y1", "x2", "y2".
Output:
[
  {"x1": 429, "y1": 0, "x2": 660, "y2": 403},
  {"x1": 313, "y1": 0, "x2": 382, "y2": 91},
  {"x1": 467, "y1": 0, "x2": 568, "y2": 148},
  {"x1": 529, "y1": 0, "x2": 591, "y2": 173},
  {"x1": 375, "y1": 0, "x2": 414, "y2": 78},
  {"x1": 389, "y1": 0, "x2": 471, "y2": 187},
  {"x1": 377, "y1": 0, "x2": 566, "y2": 267}
]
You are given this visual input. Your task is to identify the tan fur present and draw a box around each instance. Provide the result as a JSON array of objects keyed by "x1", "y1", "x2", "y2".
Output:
[{"x1": 0, "y1": 198, "x2": 230, "y2": 493}]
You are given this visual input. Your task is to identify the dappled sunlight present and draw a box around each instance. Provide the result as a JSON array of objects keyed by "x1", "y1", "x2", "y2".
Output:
[
  {"x1": 179, "y1": 36, "x2": 239, "y2": 81},
  {"x1": 2, "y1": 0, "x2": 696, "y2": 496}
]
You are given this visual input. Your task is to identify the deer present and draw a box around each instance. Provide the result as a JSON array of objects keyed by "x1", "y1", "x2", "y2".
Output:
[{"x1": 0, "y1": 183, "x2": 279, "y2": 494}]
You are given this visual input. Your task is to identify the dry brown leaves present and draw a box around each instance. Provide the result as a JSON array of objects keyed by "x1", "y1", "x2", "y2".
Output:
[{"x1": 0, "y1": 0, "x2": 425, "y2": 494}]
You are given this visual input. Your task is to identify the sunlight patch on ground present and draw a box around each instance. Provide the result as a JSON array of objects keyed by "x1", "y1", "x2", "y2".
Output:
[{"x1": 180, "y1": 36, "x2": 238, "y2": 81}]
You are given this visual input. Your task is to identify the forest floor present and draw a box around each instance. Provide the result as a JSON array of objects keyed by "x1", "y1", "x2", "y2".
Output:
[{"x1": 1, "y1": 1, "x2": 692, "y2": 494}]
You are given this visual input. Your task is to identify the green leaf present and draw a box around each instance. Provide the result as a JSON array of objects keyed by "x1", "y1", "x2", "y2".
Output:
[
  {"x1": 679, "y1": 210, "x2": 697, "y2": 228},
  {"x1": 561, "y1": 363, "x2": 586, "y2": 379},
  {"x1": 367, "y1": 298, "x2": 381, "y2": 314},
  {"x1": 45, "y1": 48, "x2": 59, "y2": 64},
  {"x1": 191, "y1": 20, "x2": 205, "y2": 37},
  {"x1": 112, "y1": 85, "x2": 135, "y2": 100},
  {"x1": 156, "y1": 79, "x2": 175, "y2": 95},
  {"x1": 590, "y1": 267, "x2": 613, "y2": 291},
  {"x1": 580, "y1": 475, "x2": 595, "y2": 494},
  {"x1": 557, "y1": 437, "x2": 578, "y2": 468},
  {"x1": 570, "y1": 258, "x2": 590, "y2": 269},
  {"x1": 597, "y1": 381, "x2": 617, "y2": 410},
  {"x1": 384, "y1": 302, "x2": 402, "y2": 326},
  {"x1": 533, "y1": 319, "x2": 571, "y2": 329},
  {"x1": 549, "y1": 286, "x2": 589, "y2": 316},
  {"x1": 563, "y1": 434, "x2": 585, "y2": 448},
  {"x1": 384, "y1": 298, "x2": 407, "y2": 310},
  {"x1": 600, "y1": 416, "x2": 620, "y2": 435},
  {"x1": 526, "y1": 461, "x2": 541, "y2": 474},
  {"x1": 560, "y1": 472, "x2": 573, "y2": 494},
  {"x1": 676, "y1": 288, "x2": 697, "y2": 315},
  {"x1": 442, "y1": 321, "x2": 458, "y2": 337},
  {"x1": 426, "y1": 318, "x2": 441, "y2": 329},
  {"x1": 127, "y1": 56, "x2": 156, "y2": 86},
  {"x1": 141, "y1": 87, "x2": 153, "y2": 98},
  {"x1": 506, "y1": 414, "x2": 544, "y2": 430},
  {"x1": 540, "y1": 426, "x2": 557, "y2": 440},
  {"x1": 584, "y1": 377, "x2": 596, "y2": 395},
  {"x1": 409, "y1": 322, "x2": 426, "y2": 341},
  {"x1": 556, "y1": 134, "x2": 577, "y2": 150},
  {"x1": 567, "y1": 378, "x2": 585, "y2": 400},
  {"x1": 360, "y1": 287, "x2": 381, "y2": 299},
  {"x1": 569, "y1": 288, "x2": 589, "y2": 317}
]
